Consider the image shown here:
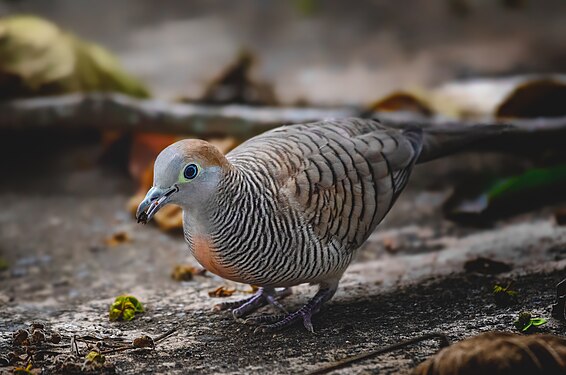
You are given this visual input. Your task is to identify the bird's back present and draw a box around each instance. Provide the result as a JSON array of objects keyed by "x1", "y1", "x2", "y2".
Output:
[{"x1": 227, "y1": 118, "x2": 423, "y2": 252}]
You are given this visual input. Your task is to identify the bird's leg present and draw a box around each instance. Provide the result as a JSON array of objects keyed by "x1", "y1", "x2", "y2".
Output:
[
  {"x1": 213, "y1": 287, "x2": 292, "y2": 318},
  {"x1": 246, "y1": 281, "x2": 338, "y2": 333}
]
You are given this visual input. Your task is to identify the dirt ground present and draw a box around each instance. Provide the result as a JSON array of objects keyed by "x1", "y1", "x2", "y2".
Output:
[{"x1": 0, "y1": 134, "x2": 565, "y2": 374}]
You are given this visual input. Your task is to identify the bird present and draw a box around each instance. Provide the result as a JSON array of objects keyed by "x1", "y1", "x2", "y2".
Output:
[{"x1": 136, "y1": 118, "x2": 507, "y2": 333}]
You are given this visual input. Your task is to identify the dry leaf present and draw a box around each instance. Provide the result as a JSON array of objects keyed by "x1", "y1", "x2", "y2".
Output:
[
  {"x1": 413, "y1": 332, "x2": 566, "y2": 375},
  {"x1": 497, "y1": 78, "x2": 566, "y2": 119},
  {"x1": 367, "y1": 91, "x2": 433, "y2": 117},
  {"x1": 208, "y1": 286, "x2": 236, "y2": 298},
  {"x1": 245, "y1": 285, "x2": 260, "y2": 294},
  {"x1": 104, "y1": 231, "x2": 131, "y2": 247},
  {"x1": 170, "y1": 264, "x2": 207, "y2": 282},
  {"x1": 432, "y1": 75, "x2": 566, "y2": 120},
  {"x1": 195, "y1": 49, "x2": 278, "y2": 106},
  {"x1": 0, "y1": 15, "x2": 149, "y2": 100}
]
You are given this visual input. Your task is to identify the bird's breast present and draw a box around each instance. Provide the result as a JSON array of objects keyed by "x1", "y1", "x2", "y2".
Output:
[{"x1": 191, "y1": 234, "x2": 248, "y2": 284}]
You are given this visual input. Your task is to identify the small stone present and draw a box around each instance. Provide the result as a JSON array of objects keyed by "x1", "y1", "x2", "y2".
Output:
[
  {"x1": 0, "y1": 356, "x2": 9, "y2": 366},
  {"x1": 31, "y1": 322, "x2": 45, "y2": 330},
  {"x1": 12, "y1": 329, "x2": 28, "y2": 345},
  {"x1": 30, "y1": 329, "x2": 46, "y2": 344},
  {"x1": 49, "y1": 332, "x2": 62, "y2": 344},
  {"x1": 133, "y1": 335, "x2": 154, "y2": 349}
]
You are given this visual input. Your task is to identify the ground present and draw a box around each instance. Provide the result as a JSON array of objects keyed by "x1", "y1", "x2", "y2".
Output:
[{"x1": 0, "y1": 134, "x2": 565, "y2": 374}]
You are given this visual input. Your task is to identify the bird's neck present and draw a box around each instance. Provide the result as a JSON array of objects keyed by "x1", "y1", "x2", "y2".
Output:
[
  {"x1": 182, "y1": 165, "x2": 260, "y2": 248},
  {"x1": 181, "y1": 165, "x2": 265, "y2": 283}
]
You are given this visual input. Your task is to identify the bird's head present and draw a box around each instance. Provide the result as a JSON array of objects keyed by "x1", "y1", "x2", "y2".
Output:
[{"x1": 136, "y1": 139, "x2": 229, "y2": 224}]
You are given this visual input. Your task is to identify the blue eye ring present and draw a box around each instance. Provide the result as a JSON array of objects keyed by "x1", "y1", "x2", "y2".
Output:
[{"x1": 183, "y1": 164, "x2": 199, "y2": 180}]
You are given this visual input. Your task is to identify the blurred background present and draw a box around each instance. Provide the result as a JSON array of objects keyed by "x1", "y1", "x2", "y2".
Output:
[
  {"x1": 1, "y1": 0, "x2": 566, "y2": 103},
  {"x1": 0, "y1": 1, "x2": 565, "y2": 373}
]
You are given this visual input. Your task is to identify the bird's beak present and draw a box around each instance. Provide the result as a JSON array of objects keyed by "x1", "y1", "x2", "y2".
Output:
[{"x1": 136, "y1": 185, "x2": 178, "y2": 224}]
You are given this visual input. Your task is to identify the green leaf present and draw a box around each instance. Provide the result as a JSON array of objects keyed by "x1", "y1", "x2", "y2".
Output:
[
  {"x1": 122, "y1": 308, "x2": 136, "y2": 321},
  {"x1": 521, "y1": 321, "x2": 533, "y2": 332},
  {"x1": 108, "y1": 295, "x2": 144, "y2": 321},
  {"x1": 445, "y1": 164, "x2": 566, "y2": 222},
  {"x1": 514, "y1": 311, "x2": 548, "y2": 332},
  {"x1": 530, "y1": 318, "x2": 547, "y2": 327},
  {"x1": 85, "y1": 351, "x2": 105, "y2": 364}
]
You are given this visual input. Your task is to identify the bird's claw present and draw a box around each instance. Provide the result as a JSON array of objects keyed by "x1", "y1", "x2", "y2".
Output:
[
  {"x1": 213, "y1": 287, "x2": 292, "y2": 319},
  {"x1": 250, "y1": 310, "x2": 315, "y2": 333}
]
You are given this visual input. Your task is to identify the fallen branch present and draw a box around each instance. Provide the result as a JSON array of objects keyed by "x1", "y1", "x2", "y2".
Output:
[
  {"x1": 1, "y1": 93, "x2": 566, "y2": 139},
  {"x1": 0, "y1": 93, "x2": 356, "y2": 137}
]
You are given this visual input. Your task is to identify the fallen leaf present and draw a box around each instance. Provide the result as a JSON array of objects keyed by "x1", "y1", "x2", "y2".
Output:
[
  {"x1": 413, "y1": 332, "x2": 566, "y2": 374},
  {"x1": 194, "y1": 49, "x2": 278, "y2": 106},
  {"x1": 492, "y1": 283, "x2": 518, "y2": 306},
  {"x1": 245, "y1": 285, "x2": 260, "y2": 294},
  {"x1": 366, "y1": 91, "x2": 433, "y2": 117},
  {"x1": 0, "y1": 15, "x2": 149, "y2": 100},
  {"x1": 13, "y1": 364, "x2": 33, "y2": 375},
  {"x1": 108, "y1": 295, "x2": 144, "y2": 321},
  {"x1": 171, "y1": 265, "x2": 197, "y2": 282},
  {"x1": 208, "y1": 286, "x2": 236, "y2": 298},
  {"x1": 104, "y1": 231, "x2": 131, "y2": 247},
  {"x1": 497, "y1": 78, "x2": 566, "y2": 119},
  {"x1": 514, "y1": 311, "x2": 547, "y2": 332},
  {"x1": 445, "y1": 164, "x2": 566, "y2": 225}
]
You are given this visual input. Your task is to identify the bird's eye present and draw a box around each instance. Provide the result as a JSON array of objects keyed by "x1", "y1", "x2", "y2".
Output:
[{"x1": 183, "y1": 164, "x2": 199, "y2": 180}]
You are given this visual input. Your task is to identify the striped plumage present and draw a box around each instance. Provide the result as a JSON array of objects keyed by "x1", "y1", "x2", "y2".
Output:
[
  {"x1": 185, "y1": 119, "x2": 420, "y2": 287},
  {"x1": 137, "y1": 117, "x2": 507, "y2": 332}
]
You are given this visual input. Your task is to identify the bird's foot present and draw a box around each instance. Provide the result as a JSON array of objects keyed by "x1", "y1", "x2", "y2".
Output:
[
  {"x1": 244, "y1": 286, "x2": 337, "y2": 333},
  {"x1": 213, "y1": 287, "x2": 291, "y2": 318}
]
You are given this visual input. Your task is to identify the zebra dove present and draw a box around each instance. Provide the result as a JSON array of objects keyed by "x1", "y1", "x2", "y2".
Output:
[{"x1": 136, "y1": 118, "x2": 506, "y2": 332}]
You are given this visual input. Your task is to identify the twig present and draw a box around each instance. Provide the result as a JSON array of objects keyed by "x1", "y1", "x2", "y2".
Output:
[
  {"x1": 1, "y1": 93, "x2": 566, "y2": 138},
  {"x1": 99, "y1": 327, "x2": 178, "y2": 355},
  {"x1": 70, "y1": 335, "x2": 81, "y2": 357},
  {"x1": 99, "y1": 345, "x2": 135, "y2": 355},
  {"x1": 307, "y1": 333, "x2": 450, "y2": 375},
  {"x1": 153, "y1": 327, "x2": 178, "y2": 344}
]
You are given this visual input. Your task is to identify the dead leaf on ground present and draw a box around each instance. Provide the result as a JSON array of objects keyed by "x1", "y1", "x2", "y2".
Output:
[
  {"x1": 367, "y1": 91, "x2": 433, "y2": 117},
  {"x1": 413, "y1": 332, "x2": 566, "y2": 375},
  {"x1": 193, "y1": 49, "x2": 278, "y2": 106},
  {"x1": 104, "y1": 231, "x2": 131, "y2": 247},
  {"x1": 432, "y1": 75, "x2": 566, "y2": 120},
  {"x1": 171, "y1": 265, "x2": 207, "y2": 282},
  {"x1": 244, "y1": 285, "x2": 260, "y2": 294},
  {"x1": 208, "y1": 286, "x2": 236, "y2": 298},
  {"x1": 0, "y1": 15, "x2": 149, "y2": 100}
]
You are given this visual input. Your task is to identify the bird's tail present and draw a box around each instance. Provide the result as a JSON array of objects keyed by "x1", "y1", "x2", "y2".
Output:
[{"x1": 404, "y1": 124, "x2": 512, "y2": 164}]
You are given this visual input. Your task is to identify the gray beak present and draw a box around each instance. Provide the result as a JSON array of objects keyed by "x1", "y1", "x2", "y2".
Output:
[{"x1": 136, "y1": 185, "x2": 178, "y2": 224}]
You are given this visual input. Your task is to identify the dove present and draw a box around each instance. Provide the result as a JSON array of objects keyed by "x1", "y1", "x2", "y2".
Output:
[{"x1": 137, "y1": 118, "x2": 506, "y2": 332}]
